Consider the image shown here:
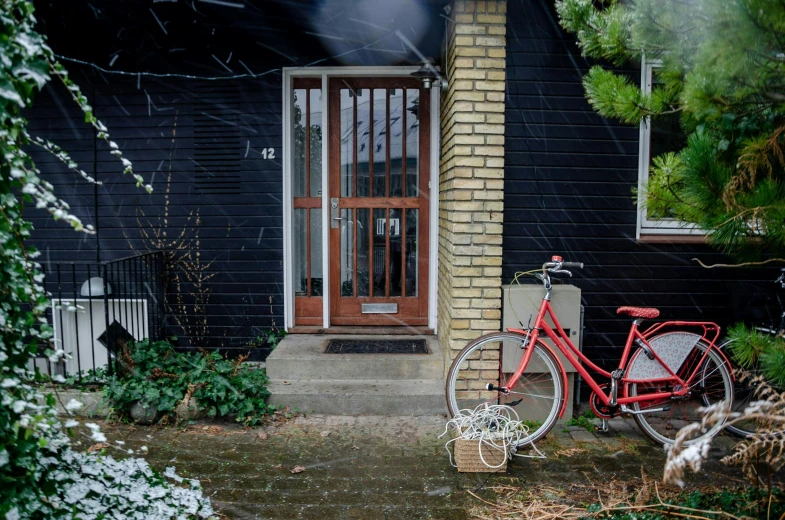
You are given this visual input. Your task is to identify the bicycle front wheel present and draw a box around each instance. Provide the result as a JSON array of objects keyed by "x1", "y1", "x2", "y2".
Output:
[
  {"x1": 445, "y1": 332, "x2": 564, "y2": 447},
  {"x1": 629, "y1": 340, "x2": 733, "y2": 446}
]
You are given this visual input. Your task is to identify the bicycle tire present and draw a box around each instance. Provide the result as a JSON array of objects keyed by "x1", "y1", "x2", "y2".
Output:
[
  {"x1": 629, "y1": 340, "x2": 733, "y2": 446},
  {"x1": 445, "y1": 332, "x2": 564, "y2": 447}
]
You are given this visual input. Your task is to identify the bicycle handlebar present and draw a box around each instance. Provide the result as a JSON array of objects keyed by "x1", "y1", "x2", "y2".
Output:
[
  {"x1": 538, "y1": 258, "x2": 584, "y2": 288},
  {"x1": 541, "y1": 259, "x2": 584, "y2": 272}
]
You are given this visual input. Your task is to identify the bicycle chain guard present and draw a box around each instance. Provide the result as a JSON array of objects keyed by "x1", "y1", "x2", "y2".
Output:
[{"x1": 589, "y1": 384, "x2": 619, "y2": 420}]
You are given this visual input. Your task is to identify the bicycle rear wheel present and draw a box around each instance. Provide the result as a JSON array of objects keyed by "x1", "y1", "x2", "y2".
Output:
[
  {"x1": 629, "y1": 340, "x2": 733, "y2": 446},
  {"x1": 445, "y1": 332, "x2": 564, "y2": 447}
]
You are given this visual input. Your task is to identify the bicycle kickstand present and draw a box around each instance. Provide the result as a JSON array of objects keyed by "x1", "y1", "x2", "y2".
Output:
[{"x1": 597, "y1": 418, "x2": 609, "y2": 433}]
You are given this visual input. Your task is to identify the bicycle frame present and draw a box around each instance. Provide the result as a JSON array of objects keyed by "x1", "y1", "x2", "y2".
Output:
[{"x1": 505, "y1": 296, "x2": 730, "y2": 417}]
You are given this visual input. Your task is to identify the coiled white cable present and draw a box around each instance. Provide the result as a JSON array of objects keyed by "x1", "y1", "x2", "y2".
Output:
[{"x1": 439, "y1": 403, "x2": 546, "y2": 469}]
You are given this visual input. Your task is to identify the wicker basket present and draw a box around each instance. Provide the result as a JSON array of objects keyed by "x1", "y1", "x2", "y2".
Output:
[{"x1": 454, "y1": 438, "x2": 508, "y2": 473}]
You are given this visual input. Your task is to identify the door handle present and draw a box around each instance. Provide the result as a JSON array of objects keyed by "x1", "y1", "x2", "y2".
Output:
[{"x1": 331, "y1": 198, "x2": 340, "y2": 228}]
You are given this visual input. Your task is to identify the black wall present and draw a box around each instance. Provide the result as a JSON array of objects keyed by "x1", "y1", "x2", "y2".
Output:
[
  {"x1": 26, "y1": 0, "x2": 446, "y2": 352},
  {"x1": 503, "y1": 0, "x2": 780, "y2": 370},
  {"x1": 28, "y1": 73, "x2": 285, "y2": 350}
]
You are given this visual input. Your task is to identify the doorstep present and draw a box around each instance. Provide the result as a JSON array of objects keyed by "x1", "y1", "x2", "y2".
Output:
[{"x1": 266, "y1": 334, "x2": 447, "y2": 416}]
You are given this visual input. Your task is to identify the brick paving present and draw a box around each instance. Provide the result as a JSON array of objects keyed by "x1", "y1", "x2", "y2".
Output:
[{"x1": 99, "y1": 414, "x2": 754, "y2": 520}]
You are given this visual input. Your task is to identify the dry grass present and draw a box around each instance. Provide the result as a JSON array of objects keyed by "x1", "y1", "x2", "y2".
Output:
[
  {"x1": 666, "y1": 371, "x2": 785, "y2": 487},
  {"x1": 468, "y1": 470, "x2": 752, "y2": 520}
]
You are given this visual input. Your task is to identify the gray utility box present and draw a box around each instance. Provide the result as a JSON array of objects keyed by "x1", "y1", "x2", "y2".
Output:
[{"x1": 502, "y1": 283, "x2": 582, "y2": 420}]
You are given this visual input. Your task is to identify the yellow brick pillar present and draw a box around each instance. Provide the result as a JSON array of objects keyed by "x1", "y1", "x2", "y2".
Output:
[{"x1": 438, "y1": 0, "x2": 506, "y2": 370}]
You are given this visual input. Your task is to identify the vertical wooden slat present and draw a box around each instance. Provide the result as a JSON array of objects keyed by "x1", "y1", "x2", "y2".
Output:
[
  {"x1": 353, "y1": 89, "x2": 358, "y2": 198},
  {"x1": 401, "y1": 209, "x2": 407, "y2": 297},
  {"x1": 352, "y1": 209, "x2": 357, "y2": 297},
  {"x1": 385, "y1": 208, "x2": 391, "y2": 297},
  {"x1": 386, "y1": 89, "x2": 391, "y2": 198},
  {"x1": 368, "y1": 209, "x2": 373, "y2": 297},
  {"x1": 306, "y1": 208, "x2": 312, "y2": 296},
  {"x1": 329, "y1": 82, "x2": 341, "y2": 318},
  {"x1": 369, "y1": 92, "x2": 374, "y2": 198},
  {"x1": 305, "y1": 87, "x2": 312, "y2": 297},
  {"x1": 305, "y1": 88, "x2": 311, "y2": 198},
  {"x1": 402, "y1": 88, "x2": 407, "y2": 198},
  {"x1": 385, "y1": 89, "x2": 391, "y2": 298},
  {"x1": 418, "y1": 87, "x2": 430, "y2": 316}
]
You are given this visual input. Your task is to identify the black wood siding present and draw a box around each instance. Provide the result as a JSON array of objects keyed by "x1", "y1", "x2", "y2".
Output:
[
  {"x1": 503, "y1": 0, "x2": 780, "y2": 369},
  {"x1": 27, "y1": 71, "x2": 284, "y2": 351}
]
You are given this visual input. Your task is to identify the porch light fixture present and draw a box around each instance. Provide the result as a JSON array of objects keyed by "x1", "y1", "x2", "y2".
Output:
[{"x1": 410, "y1": 59, "x2": 442, "y2": 90}]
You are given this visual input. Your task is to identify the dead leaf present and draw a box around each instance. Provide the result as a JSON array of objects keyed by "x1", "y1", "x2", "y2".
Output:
[
  {"x1": 320, "y1": 430, "x2": 330, "y2": 437},
  {"x1": 256, "y1": 431, "x2": 269, "y2": 441},
  {"x1": 273, "y1": 464, "x2": 283, "y2": 469},
  {"x1": 87, "y1": 443, "x2": 110, "y2": 453},
  {"x1": 282, "y1": 381, "x2": 291, "y2": 385},
  {"x1": 291, "y1": 465, "x2": 306, "y2": 474}
]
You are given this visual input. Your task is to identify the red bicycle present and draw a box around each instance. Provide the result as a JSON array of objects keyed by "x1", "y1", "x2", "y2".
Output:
[{"x1": 445, "y1": 256, "x2": 734, "y2": 446}]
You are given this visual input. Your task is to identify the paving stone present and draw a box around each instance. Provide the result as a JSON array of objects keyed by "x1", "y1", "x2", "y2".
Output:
[
  {"x1": 93, "y1": 415, "x2": 785, "y2": 520},
  {"x1": 569, "y1": 429, "x2": 599, "y2": 442}
]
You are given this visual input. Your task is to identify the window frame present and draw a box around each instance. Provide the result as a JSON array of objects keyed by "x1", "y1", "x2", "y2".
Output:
[{"x1": 636, "y1": 56, "x2": 703, "y2": 239}]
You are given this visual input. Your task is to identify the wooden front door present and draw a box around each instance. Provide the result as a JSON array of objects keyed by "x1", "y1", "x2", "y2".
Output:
[{"x1": 328, "y1": 78, "x2": 430, "y2": 326}]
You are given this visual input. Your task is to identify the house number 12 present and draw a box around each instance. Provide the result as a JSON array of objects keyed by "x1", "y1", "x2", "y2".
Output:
[{"x1": 261, "y1": 148, "x2": 275, "y2": 159}]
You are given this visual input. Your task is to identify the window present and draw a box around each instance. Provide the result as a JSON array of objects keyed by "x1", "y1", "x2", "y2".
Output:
[{"x1": 636, "y1": 58, "x2": 702, "y2": 237}]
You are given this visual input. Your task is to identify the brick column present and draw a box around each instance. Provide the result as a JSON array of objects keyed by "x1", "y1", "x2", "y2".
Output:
[{"x1": 438, "y1": 0, "x2": 506, "y2": 368}]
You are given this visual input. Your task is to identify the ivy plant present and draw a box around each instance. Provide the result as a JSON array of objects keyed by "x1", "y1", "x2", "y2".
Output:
[
  {"x1": 0, "y1": 1, "x2": 213, "y2": 517},
  {"x1": 105, "y1": 339, "x2": 273, "y2": 426}
]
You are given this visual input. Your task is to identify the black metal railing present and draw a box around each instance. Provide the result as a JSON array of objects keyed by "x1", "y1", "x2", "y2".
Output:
[{"x1": 32, "y1": 251, "x2": 166, "y2": 381}]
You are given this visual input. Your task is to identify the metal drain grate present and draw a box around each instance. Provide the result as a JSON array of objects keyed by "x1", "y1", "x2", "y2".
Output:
[{"x1": 325, "y1": 339, "x2": 428, "y2": 354}]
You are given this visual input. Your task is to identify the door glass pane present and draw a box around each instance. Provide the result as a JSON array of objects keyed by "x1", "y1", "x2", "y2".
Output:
[
  {"x1": 310, "y1": 209, "x2": 323, "y2": 296},
  {"x1": 390, "y1": 89, "x2": 403, "y2": 198},
  {"x1": 293, "y1": 89, "x2": 307, "y2": 197},
  {"x1": 309, "y1": 89, "x2": 323, "y2": 197},
  {"x1": 405, "y1": 89, "x2": 419, "y2": 198},
  {"x1": 373, "y1": 208, "x2": 387, "y2": 296},
  {"x1": 372, "y1": 89, "x2": 387, "y2": 198},
  {"x1": 340, "y1": 208, "x2": 354, "y2": 297},
  {"x1": 356, "y1": 208, "x2": 370, "y2": 297},
  {"x1": 389, "y1": 208, "x2": 402, "y2": 297},
  {"x1": 340, "y1": 89, "x2": 354, "y2": 197},
  {"x1": 405, "y1": 209, "x2": 418, "y2": 296},
  {"x1": 293, "y1": 208, "x2": 307, "y2": 295},
  {"x1": 356, "y1": 89, "x2": 370, "y2": 197}
]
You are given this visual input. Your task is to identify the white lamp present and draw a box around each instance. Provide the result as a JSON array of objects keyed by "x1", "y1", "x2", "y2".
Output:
[{"x1": 80, "y1": 277, "x2": 112, "y2": 297}]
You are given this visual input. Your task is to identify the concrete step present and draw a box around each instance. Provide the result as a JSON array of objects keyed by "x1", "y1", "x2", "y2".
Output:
[
  {"x1": 266, "y1": 335, "x2": 444, "y2": 381},
  {"x1": 267, "y1": 379, "x2": 447, "y2": 416}
]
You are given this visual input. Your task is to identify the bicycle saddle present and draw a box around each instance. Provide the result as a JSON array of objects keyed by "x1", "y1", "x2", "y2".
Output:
[{"x1": 616, "y1": 306, "x2": 660, "y2": 319}]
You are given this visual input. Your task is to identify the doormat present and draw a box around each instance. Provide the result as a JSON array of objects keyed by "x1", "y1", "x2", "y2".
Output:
[{"x1": 325, "y1": 339, "x2": 428, "y2": 354}]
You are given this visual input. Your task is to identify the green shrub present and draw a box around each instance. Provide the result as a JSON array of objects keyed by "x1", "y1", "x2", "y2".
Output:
[
  {"x1": 727, "y1": 323, "x2": 785, "y2": 388},
  {"x1": 105, "y1": 339, "x2": 273, "y2": 426},
  {"x1": 565, "y1": 409, "x2": 597, "y2": 432}
]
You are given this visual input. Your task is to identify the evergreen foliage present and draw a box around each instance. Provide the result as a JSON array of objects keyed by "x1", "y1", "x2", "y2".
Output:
[
  {"x1": 556, "y1": 0, "x2": 785, "y2": 260},
  {"x1": 727, "y1": 323, "x2": 785, "y2": 387}
]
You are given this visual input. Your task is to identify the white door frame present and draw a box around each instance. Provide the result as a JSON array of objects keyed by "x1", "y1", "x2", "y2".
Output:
[{"x1": 282, "y1": 67, "x2": 440, "y2": 332}]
